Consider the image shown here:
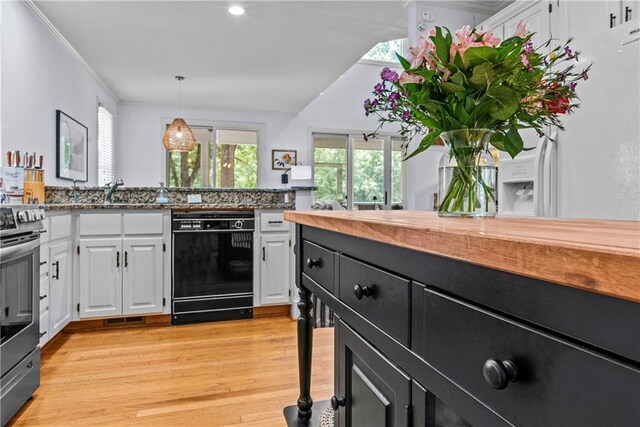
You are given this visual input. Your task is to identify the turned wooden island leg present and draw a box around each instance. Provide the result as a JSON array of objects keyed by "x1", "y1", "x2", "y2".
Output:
[{"x1": 296, "y1": 284, "x2": 314, "y2": 420}]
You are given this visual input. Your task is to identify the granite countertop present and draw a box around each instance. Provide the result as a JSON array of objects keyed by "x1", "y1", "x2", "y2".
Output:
[
  {"x1": 45, "y1": 202, "x2": 294, "y2": 210},
  {"x1": 284, "y1": 210, "x2": 640, "y2": 303},
  {"x1": 45, "y1": 186, "x2": 317, "y2": 192}
]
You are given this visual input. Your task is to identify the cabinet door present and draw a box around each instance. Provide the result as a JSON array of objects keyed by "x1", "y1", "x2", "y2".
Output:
[
  {"x1": 49, "y1": 240, "x2": 72, "y2": 336},
  {"x1": 335, "y1": 319, "x2": 411, "y2": 427},
  {"x1": 559, "y1": 1, "x2": 622, "y2": 41},
  {"x1": 79, "y1": 238, "x2": 122, "y2": 318},
  {"x1": 122, "y1": 237, "x2": 163, "y2": 315},
  {"x1": 503, "y1": 1, "x2": 550, "y2": 47},
  {"x1": 259, "y1": 234, "x2": 290, "y2": 305},
  {"x1": 622, "y1": 0, "x2": 639, "y2": 22}
]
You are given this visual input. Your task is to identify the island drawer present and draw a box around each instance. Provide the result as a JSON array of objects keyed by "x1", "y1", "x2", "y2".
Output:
[
  {"x1": 422, "y1": 288, "x2": 640, "y2": 426},
  {"x1": 302, "y1": 240, "x2": 335, "y2": 293},
  {"x1": 339, "y1": 255, "x2": 410, "y2": 346}
]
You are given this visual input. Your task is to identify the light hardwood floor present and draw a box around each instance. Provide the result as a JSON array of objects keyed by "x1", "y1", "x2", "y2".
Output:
[{"x1": 9, "y1": 317, "x2": 334, "y2": 426}]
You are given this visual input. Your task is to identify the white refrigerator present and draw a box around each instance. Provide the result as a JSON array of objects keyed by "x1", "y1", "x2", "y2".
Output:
[{"x1": 499, "y1": 18, "x2": 640, "y2": 221}]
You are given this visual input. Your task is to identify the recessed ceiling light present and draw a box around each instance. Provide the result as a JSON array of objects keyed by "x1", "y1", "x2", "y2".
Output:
[{"x1": 228, "y1": 6, "x2": 245, "y2": 16}]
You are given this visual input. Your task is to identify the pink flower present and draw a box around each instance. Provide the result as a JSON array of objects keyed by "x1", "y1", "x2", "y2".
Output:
[
  {"x1": 481, "y1": 31, "x2": 501, "y2": 47},
  {"x1": 514, "y1": 21, "x2": 529, "y2": 38},
  {"x1": 521, "y1": 53, "x2": 530, "y2": 67},
  {"x1": 399, "y1": 72, "x2": 425, "y2": 85},
  {"x1": 407, "y1": 35, "x2": 435, "y2": 68}
]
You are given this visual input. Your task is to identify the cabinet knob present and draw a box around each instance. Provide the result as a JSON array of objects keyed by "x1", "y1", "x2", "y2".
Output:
[
  {"x1": 353, "y1": 284, "x2": 373, "y2": 300},
  {"x1": 330, "y1": 395, "x2": 345, "y2": 411},
  {"x1": 483, "y1": 358, "x2": 518, "y2": 390},
  {"x1": 306, "y1": 257, "x2": 320, "y2": 269}
]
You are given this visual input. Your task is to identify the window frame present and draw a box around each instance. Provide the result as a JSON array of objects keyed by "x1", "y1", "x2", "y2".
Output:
[
  {"x1": 161, "y1": 118, "x2": 262, "y2": 188},
  {"x1": 311, "y1": 130, "x2": 406, "y2": 210},
  {"x1": 359, "y1": 38, "x2": 410, "y2": 66},
  {"x1": 97, "y1": 102, "x2": 116, "y2": 185}
]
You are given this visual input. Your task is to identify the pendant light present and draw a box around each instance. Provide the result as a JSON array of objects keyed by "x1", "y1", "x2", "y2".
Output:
[{"x1": 162, "y1": 76, "x2": 196, "y2": 152}]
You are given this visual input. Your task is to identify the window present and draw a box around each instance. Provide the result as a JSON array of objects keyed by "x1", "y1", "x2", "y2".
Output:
[
  {"x1": 313, "y1": 133, "x2": 404, "y2": 210},
  {"x1": 166, "y1": 125, "x2": 258, "y2": 188},
  {"x1": 361, "y1": 38, "x2": 408, "y2": 63},
  {"x1": 97, "y1": 104, "x2": 115, "y2": 185}
]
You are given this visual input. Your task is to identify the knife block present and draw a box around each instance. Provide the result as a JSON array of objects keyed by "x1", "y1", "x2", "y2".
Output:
[{"x1": 23, "y1": 169, "x2": 45, "y2": 204}]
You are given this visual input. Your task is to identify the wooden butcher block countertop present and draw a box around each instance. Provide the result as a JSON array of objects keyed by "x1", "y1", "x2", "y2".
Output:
[{"x1": 284, "y1": 210, "x2": 640, "y2": 303}]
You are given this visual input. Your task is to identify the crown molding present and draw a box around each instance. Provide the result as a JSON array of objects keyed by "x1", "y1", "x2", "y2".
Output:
[
  {"x1": 22, "y1": 0, "x2": 120, "y2": 103},
  {"x1": 416, "y1": 1, "x2": 513, "y2": 15}
]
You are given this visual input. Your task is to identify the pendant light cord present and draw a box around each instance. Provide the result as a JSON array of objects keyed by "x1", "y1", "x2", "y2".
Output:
[{"x1": 178, "y1": 78, "x2": 181, "y2": 117}]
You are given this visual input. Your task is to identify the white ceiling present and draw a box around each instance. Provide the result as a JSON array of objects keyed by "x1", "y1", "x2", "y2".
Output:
[{"x1": 34, "y1": 1, "x2": 408, "y2": 114}]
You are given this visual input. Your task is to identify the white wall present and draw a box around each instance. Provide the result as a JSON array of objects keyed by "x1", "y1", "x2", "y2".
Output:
[
  {"x1": 404, "y1": 2, "x2": 490, "y2": 210},
  {"x1": 1, "y1": 1, "x2": 118, "y2": 187},
  {"x1": 118, "y1": 61, "x2": 393, "y2": 189}
]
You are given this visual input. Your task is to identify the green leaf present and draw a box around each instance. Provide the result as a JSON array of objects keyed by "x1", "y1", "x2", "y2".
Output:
[
  {"x1": 431, "y1": 27, "x2": 450, "y2": 64},
  {"x1": 402, "y1": 83, "x2": 422, "y2": 95},
  {"x1": 504, "y1": 127, "x2": 524, "y2": 158},
  {"x1": 439, "y1": 82, "x2": 466, "y2": 94},
  {"x1": 413, "y1": 111, "x2": 441, "y2": 129},
  {"x1": 414, "y1": 69, "x2": 435, "y2": 80},
  {"x1": 487, "y1": 86, "x2": 519, "y2": 120},
  {"x1": 450, "y1": 71, "x2": 466, "y2": 86},
  {"x1": 469, "y1": 62, "x2": 495, "y2": 87},
  {"x1": 396, "y1": 52, "x2": 412, "y2": 71},
  {"x1": 490, "y1": 131, "x2": 506, "y2": 151},
  {"x1": 404, "y1": 131, "x2": 440, "y2": 160},
  {"x1": 462, "y1": 46, "x2": 498, "y2": 68},
  {"x1": 453, "y1": 52, "x2": 465, "y2": 70}
]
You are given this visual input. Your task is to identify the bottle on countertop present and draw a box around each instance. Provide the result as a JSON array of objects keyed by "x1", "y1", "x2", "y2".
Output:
[{"x1": 156, "y1": 182, "x2": 169, "y2": 204}]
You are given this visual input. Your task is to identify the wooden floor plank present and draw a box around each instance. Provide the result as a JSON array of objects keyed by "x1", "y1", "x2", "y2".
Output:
[{"x1": 8, "y1": 316, "x2": 333, "y2": 426}]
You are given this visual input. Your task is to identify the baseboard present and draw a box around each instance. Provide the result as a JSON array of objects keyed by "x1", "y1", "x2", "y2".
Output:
[
  {"x1": 253, "y1": 304, "x2": 291, "y2": 318},
  {"x1": 63, "y1": 314, "x2": 172, "y2": 333}
]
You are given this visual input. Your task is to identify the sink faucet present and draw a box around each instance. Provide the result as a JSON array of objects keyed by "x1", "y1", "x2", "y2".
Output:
[{"x1": 104, "y1": 179, "x2": 124, "y2": 203}]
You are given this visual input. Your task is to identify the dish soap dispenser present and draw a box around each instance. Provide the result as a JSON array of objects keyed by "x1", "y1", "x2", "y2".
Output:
[{"x1": 156, "y1": 182, "x2": 169, "y2": 204}]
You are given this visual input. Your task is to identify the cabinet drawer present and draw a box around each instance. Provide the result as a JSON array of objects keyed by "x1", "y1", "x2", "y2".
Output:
[
  {"x1": 123, "y1": 213, "x2": 163, "y2": 235},
  {"x1": 302, "y1": 240, "x2": 335, "y2": 293},
  {"x1": 260, "y1": 212, "x2": 288, "y2": 232},
  {"x1": 49, "y1": 214, "x2": 71, "y2": 240},
  {"x1": 40, "y1": 216, "x2": 50, "y2": 243},
  {"x1": 339, "y1": 255, "x2": 410, "y2": 346},
  {"x1": 79, "y1": 214, "x2": 121, "y2": 236},
  {"x1": 423, "y1": 288, "x2": 640, "y2": 426}
]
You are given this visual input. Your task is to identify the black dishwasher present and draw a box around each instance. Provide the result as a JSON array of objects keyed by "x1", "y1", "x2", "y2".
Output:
[{"x1": 172, "y1": 211, "x2": 254, "y2": 324}]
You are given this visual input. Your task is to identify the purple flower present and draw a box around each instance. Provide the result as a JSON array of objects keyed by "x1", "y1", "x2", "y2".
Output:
[
  {"x1": 569, "y1": 82, "x2": 577, "y2": 92},
  {"x1": 524, "y1": 41, "x2": 534, "y2": 54},
  {"x1": 564, "y1": 46, "x2": 574, "y2": 58},
  {"x1": 362, "y1": 133, "x2": 369, "y2": 142},
  {"x1": 374, "y1": 83, "x2": 384, "y2": 94},
  {"x1": 582, "y1": 71, "x2": 589, "y2": 81},
  {"x1": 401, "y1": 110, "x2": 411, "y2": 121},
  {"x1": 372, "y1": 99, "x2": 379, "y2": 107},
  {"x1": 381, "y1": 67, "x2": 399, "y2": 83},
  {"x1": 390, "y1": 101, "x2": 397, "y2": 110},
  {"x1": 388, "y1": 92, "x2": 400, "y2": 102}
]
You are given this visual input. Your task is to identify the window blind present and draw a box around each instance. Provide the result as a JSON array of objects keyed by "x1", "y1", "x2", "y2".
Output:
[{"x1": 97, "y1": 104, "x2": 115, "y2": 185}]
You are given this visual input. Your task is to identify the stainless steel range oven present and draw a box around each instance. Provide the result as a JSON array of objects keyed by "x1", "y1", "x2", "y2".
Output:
[
  {"x1": 172, "y1": 211, "x2": 254, "y2": 325},
  {"x1": 1, "y1": 206, "x2": 44, "y2": 426}
]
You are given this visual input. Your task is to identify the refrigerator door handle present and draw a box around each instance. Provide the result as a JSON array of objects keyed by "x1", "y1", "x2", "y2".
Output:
[
  {"x1": 533, "y1": 134, "x2": 547, "y2": 216},
  {"x1": 543, "y1": 130, "x2": 557, "y2": 217}
]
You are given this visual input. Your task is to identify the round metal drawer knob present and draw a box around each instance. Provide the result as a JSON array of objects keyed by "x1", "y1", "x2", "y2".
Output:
[
  {"x1": 353, "y1": 284, "x2": 373, "y2": 300},
  {"x1": 330, "y1": 395, "x2": 345, "y2": 411},
  {"x1": 483, "y1": 358, "x2": 518, "y2": 390},
  {"x1": 306, "y1": 257, "x2": 320, "y2": 269}
]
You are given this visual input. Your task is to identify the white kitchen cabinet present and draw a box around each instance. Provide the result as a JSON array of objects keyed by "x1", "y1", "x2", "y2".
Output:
[
  {"x1": 480, "y1": 0, "x2": 551, "y2": 46},
  {"x1": 259, "y1": 233, "x2": 291, "y2": 305},
  {"x1": 75, "y1": 211, "x2": 167, "y2": 319},
  {"x1": 49, "y1": 239, "x2": 72, "y2": 337},
  {"x1": 78, "y1": 238, "x2": 122, "y2": 318},
  {"x1": 122, "y1": 237, "x2": 163, "y2": 314}
]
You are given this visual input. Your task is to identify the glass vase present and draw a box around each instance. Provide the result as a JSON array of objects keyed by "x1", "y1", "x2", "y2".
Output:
[{"x1": 437, "y1": 129, "x2": 497, "y2": 218}]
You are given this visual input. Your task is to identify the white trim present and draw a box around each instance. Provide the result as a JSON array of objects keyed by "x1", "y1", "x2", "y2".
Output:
[{"x1": 22, "y1": 0, "x2": 120, "y2": 103}]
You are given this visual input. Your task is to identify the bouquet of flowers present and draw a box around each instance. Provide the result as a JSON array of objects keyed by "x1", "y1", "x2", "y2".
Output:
[{"x1": 364, "y1": 22, "x2": 590, "y2": 216}]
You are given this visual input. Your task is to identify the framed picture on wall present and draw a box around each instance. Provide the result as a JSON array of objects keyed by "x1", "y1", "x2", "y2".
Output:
[
  {"x1": 56, "y1": 110, "x2": 88, "y2": 182},
  {"x1": 272, "y1": 149, "x2": 297, "y2": 170}
]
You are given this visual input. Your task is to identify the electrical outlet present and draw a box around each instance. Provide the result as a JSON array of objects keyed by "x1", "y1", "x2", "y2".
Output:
[
  {"x1": 422, "y1": 10, "x2": 435, "y2": 22},
  {"x1": 187, "y1": 194, "x2": 202, "y2": 204}
]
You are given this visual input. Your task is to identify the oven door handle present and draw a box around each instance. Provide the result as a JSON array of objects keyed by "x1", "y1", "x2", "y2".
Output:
[
  {"x1": 0, "y1": 237, "x2": 40, "y2": 262},
  {"x1": 172, "y1": 229, "x2": 254, "y2": 233}
]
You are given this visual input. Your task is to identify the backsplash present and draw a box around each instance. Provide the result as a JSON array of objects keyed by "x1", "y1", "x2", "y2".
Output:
[{"x1": 45, "y1": 186, "x2": 295, "y2": 208}]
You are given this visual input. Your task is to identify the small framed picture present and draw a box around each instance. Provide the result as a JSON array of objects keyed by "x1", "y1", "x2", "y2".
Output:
[
  {"x1": 272, "y1": 149, "x2": 297, "y2": 170},
  {"x1": 56, "y1": 110, "x2": 89, "y2": 182}
]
